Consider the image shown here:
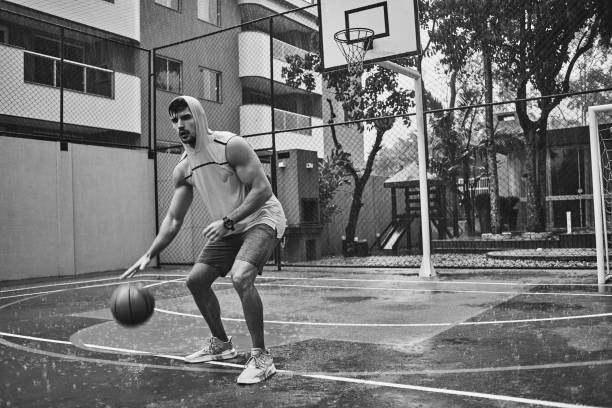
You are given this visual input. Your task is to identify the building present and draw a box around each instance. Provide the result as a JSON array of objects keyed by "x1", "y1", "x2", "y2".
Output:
[
  {"x1": 0, "y1": 0, "x2": 154, "y2": 280},
  {"x1": 0, "y1": 0, "x2": 367, "y2": 275}
]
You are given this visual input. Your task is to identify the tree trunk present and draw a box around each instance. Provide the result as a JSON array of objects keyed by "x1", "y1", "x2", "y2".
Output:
[
  {"x1": 344, "y1": 179, "x2": 365, "y2": 246},
  {"x1": 483, "y1": 43, "x2": 501, "y2": 234},
  {"x1": 449, "y1": 173, "x2": 459, "y2": 237},
  {"x1": 343, "y1": 125, "x2": 388, "y2": 256},
  {"x1": 462, "y1": 157, "x2": 475, "y2": 236},
  {"x1": 535, "y1": 117, "x2": 549, "y2": 231},
  {"x1": 524, "y1": 124, "x2": 540, "y2": 231}
]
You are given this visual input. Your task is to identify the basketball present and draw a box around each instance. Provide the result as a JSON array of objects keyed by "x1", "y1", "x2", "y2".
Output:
[{"x1": 110, "y1": 284, "x2": 155, "y2": 326}]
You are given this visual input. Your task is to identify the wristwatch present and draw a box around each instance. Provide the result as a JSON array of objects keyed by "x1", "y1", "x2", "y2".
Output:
[{"x1": 222, "y1": 216, "x2": 235, "y2": 231}]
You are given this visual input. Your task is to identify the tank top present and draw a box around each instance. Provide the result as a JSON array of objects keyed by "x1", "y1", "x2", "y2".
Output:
[{"x1": 179, "y1": 131, "x2": 286, "y2": 238}]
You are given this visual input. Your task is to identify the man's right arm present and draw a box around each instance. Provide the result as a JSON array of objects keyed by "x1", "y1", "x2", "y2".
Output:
[{"x1": 121, "y1": 164, "x2": 193, "y2": 279}]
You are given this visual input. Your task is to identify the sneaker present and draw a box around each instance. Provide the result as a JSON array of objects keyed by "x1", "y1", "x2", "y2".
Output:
[
  {"x1": 236, "y1": 349, "x2": 276, "y2": 384},
  {"x1": 184, "y1": 336, "x2": 237, "y2": 363}
]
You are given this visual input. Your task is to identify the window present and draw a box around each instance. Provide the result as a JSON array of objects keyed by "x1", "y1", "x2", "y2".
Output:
[
  {"x1": 0, "y1": 25, "x2": 8, "y2": 43},
  {"x1": 34, "y1": 36, "x2": 84, "y2": 61},
  {"x1": 23, "y1": 36, "x2": 113, "y2": 98},
  {"x1": 155, "y1": 0, "x2": 179, "y2": 11},
  {"x1": 301, "y1": 198, "x2": 320, "y2": 223},
  {"x1": 155, "y1": 56, "x2": 182, "y2": 93},
  {"x1": 198, "y1": 67, "x2": 221, "y2": 102},
  {"x1": 198, "y1": 0, "x2": 219, "y2": 25}
]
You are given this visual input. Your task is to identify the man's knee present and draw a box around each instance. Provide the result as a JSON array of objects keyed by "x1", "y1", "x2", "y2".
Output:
[
  {"x1": 231, "y1": 262, "x2": 258, "y2": 293},
  {"x1": 186, "y1": 264, "x2": 217, "y2": 293}
]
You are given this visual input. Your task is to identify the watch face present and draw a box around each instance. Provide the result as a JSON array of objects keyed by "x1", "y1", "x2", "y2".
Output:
[{"x1": 224, "y1": 217, "x2": 234, "y2": 230}]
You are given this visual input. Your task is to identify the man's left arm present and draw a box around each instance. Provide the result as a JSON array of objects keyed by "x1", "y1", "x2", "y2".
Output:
[
  {"x1": 202, "y1": 136, "x2": 272, "y2": 242},
  {"x1": 226, "y1": 136, "x2": 273, "y2": 221}
]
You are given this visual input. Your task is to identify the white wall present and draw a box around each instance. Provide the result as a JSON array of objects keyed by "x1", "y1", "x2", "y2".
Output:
[
  {"x1": 0, "y1": 138, "x2": 156, "y2": 281},
  {"x1": 5, "y1": 0, "x2": 140, "y2": 41},
  {"x1": 0, "y1": 45, "x2": 142, "y2": 134}
]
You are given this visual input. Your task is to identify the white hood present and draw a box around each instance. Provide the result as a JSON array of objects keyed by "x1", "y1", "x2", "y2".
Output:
[{"x1": 175, "y1": 95, "x2": 213, "y2": 154}]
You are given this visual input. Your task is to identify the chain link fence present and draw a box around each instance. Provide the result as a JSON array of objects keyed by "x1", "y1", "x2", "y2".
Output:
[
  {"x1": 0, "y1": 9, "x2": 151, "y2": 149},
  {"x1": 151, "y1": 2, "x2": 612, "y2": 269},
  {"x1": 151, "y1": 5, "x2": 423, "y2": 266},
  {"x1": 7, "y1": 3, "x2": 607, "y2": 269}
]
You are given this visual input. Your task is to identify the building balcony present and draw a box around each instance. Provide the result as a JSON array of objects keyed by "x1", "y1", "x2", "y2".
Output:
[
  {"x1": 238, "y1": 31, "x2": 322, "y2": 95},
  {"x1": 7, "y1": 0, "x2": 140, "y2": 41},
  {"x1": 237, "y1": 0, "x2": 318, "y2": 28},
  {"x1": 0, "y1": 44, "x2": 141, "y2": 136},
  {"x1": 240, "y1": 104, "x2": 324, "y2": 158}
]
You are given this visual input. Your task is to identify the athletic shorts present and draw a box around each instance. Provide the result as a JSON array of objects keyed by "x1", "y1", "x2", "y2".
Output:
[{"x1": 196, "y1": 223, "x2": 280, "y2": 276}]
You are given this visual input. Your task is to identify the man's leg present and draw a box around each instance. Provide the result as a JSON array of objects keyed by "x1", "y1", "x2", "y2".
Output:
[
  {"x1": 230, "y1": 260, "x2": 264, "y2": 349},
  {"x1": 232, "y1": 259, "x2": 276, "y2": 384},
  {"x1": 185, "y1": 263, "x2": 228, "y2": 342}
]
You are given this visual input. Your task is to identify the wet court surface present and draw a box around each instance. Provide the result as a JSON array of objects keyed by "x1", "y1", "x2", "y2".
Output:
[{"x1": 1, "y1": 267, "x2": 611, "y2": 407}]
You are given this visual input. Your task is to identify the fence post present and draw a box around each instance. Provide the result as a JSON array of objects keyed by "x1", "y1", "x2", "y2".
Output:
[
  {"x1": 59, "y1": 27, "x2": 67, "y2": 151},
  {"x1": 152, "y1": 48, "x2": 160, "y2": 268},
  {"x1": 269, "y1": 17, "x2": 282, "y2": 271}
]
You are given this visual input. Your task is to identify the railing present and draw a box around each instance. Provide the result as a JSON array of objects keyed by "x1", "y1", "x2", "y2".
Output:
[
  {"x1": 457, "y1": 177, "x2": 490, "y2": 194},
  {"x1": 272, "y1": 38, "x2": 308, "y2": 61},
  {"x1": 23, "y1": 50, "x2": 114, "y2": 98},
  {"x1": 274, "y1": 108, "x2": 312, "y2": 136}
]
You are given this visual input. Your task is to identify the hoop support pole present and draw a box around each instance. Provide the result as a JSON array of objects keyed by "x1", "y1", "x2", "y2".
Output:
[{"x1": 379, "y1": 61, "x2": 435, "y2": 277}]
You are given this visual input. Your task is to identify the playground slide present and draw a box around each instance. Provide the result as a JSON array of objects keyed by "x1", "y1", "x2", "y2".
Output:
[{"x1": 382, "y1": 224, "x2": 407, "y2": 250}]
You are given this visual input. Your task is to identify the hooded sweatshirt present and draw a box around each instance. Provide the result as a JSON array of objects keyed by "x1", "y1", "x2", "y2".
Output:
[{"x1": 176, "y1": 96, "x2": 286, "y2": 238}]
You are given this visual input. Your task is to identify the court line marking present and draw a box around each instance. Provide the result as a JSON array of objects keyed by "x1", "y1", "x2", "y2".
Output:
[
  {"x1": 0, "y1": 279, "x2": 160, "y2": 300},
  {"x1": 2, "y1": 273, "x2": 609, "y2": 298},
  {"x1": 288, "y1": 357, "x2": 612, "y2": 376},
  {"x1": 0, "y1": 337, "x2": 238, "y2": 375},
  {"x1": 5, "y1": 279, "x2": 610, "y2": 301},
  {"x1": 0, "y1": 289, "x2": 607, "y2": 408},
  {"x1": 144, "y1": 277, "x2": 187, "y2": 289},
  {"x1": 135, "y1": 273, "x2": 611, "y2": 288},
  {"x1": 2, "y1": 330, "x2": 611, "y2": 375},
  {"x1": 259, "y1": 275, "x2": 610, "y2": 288},
  {"x1": 0, "y1": 277, "x2": 120, "y2": 293},
  {"x1": 2, "y1": 276, "x2": 609, "y2": 329},
  {"x1": 155, "y1": 307, "x2": 612, "y2": 327},
  {"x1": 297, "y1": 373, "x2": 605, "y2": 408},
  {"x1": 81, "y1": 343, "x2": 185, "y2": 361},
  {"x1": 225, "y1": 281, "x2": 612, "y2": 298},
  {"x1": 128, "y1": 276, "x2": 612, "y2": 298},
  {"x1": 0, "y1": 334, "x2": 604, "y2": 408},
  {"x1": 0, "y1": 332, "x2": 72, "y2": 345}
]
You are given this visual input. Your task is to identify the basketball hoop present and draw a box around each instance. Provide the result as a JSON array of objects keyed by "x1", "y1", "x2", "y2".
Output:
[{"x1": 333, "y1": 28, "x2": 374, "y2": 75}]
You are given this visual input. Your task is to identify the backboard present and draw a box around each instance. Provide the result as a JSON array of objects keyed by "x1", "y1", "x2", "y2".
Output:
[{"x1": 318, "y1": 0, "x2": 421, "y2": 72}]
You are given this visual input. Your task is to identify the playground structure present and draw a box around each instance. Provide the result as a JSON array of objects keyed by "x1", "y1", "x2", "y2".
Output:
[{"x1": 373, "y1": 164, "x2": 448, "y2": 253}]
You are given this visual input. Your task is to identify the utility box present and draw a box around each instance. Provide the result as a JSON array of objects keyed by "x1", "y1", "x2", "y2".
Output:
[{"x1": 276, "y1": 149, "x2": 323, "y2": 262}]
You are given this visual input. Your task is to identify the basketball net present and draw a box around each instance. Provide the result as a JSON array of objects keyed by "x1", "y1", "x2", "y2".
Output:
[{"x1": 334, "y1": 28, "x2": 374, "y2": 76}]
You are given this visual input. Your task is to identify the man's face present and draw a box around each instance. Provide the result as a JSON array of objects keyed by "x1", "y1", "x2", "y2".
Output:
[{"x1": 171, "y1": 107, "x2": 197, "y2": 146}]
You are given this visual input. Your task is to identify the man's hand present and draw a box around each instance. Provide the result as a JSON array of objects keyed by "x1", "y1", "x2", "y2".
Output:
[
  {"x1": 203, "y1": 219, "x2": 231, "y2": 243},
  {"x1": 120, "y1": 254, "x2": 151, "y2": 280}
]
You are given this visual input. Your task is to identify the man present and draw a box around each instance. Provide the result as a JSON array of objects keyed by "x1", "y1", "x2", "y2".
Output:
[{"x1": 122, "y1": 95, "x2": 286, "y2": 385}]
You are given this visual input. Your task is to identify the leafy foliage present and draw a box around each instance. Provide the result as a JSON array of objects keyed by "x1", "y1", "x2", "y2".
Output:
[{"x1": 318, "y1": 149, "x2": 351, "y2": 224}]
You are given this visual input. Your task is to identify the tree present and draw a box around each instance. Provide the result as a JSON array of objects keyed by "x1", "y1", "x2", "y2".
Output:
[
  {"x1": 494, "y1": 0, "x2": 611, "y2": 231},
  {"x1": 424, "y1": 0, "x2": 611, "y2": 232},
  {"x1": 428, "y1": 61, "x2": 487, "y2": 237},
  {"x1": 282, "y1": 55, "x2": 414, "y2": 255},
  {"x1": 424, "y1": 0, "x2": 511, "y2": 234},
  {"x1": 567, "y1": 49, "x2": 612, "y2": 124}
]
